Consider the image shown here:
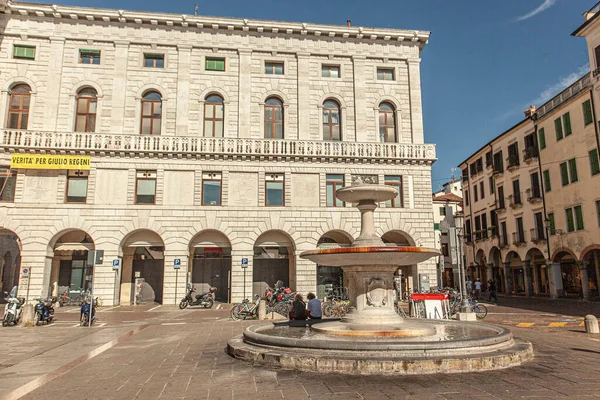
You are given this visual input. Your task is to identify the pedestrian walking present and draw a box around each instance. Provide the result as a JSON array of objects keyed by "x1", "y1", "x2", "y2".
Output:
[
  {"x1": 488, "y1": 280, "x2": 498, "y2": 303},
  {"x1": 474, "y1": 278, "x2": 482, "y2": 300},
  {"x1": 466, "y1": 277, "x2": 473, "y2": 297},
  {"x1": 305, "y1": 292, "x2": 322, "y2": 320}
]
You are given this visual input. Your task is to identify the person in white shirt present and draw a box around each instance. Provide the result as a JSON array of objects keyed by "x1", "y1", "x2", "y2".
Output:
[
  {"x1": 474, "y1": 278, "x2": 482, "y2": 300},
  {"x1": 306, "y1": 292, "x2": 322, "y2": 320},
  {"x1": 466, "y1": 278, "x2": 473, "y2": 297}
]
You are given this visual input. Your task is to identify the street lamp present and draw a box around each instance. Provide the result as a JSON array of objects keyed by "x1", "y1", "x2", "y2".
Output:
[{"x1": 452, "y1": 212, "x2": 471, "y2": 313}]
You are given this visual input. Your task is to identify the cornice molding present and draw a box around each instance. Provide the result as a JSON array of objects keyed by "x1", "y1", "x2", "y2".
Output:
[{"x1": 4, "y1": 2, "x2": 430, "y2": 50}]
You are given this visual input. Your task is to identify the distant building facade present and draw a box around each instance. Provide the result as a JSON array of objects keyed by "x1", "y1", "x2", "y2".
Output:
[{"x1": 432, "y1": 179, "x2": 462, "y2": 288}]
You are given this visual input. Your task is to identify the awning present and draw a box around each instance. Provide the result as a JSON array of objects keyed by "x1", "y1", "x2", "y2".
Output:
[
  {"x1": 193, "y1": 240, "x2": 231, "y2": 248},
  {"x1": 54, "y1": 243, "x2": 94, "y2": 252},
  {"x1": 127, "y1": 240, "x2": 163, "y2": 247}
]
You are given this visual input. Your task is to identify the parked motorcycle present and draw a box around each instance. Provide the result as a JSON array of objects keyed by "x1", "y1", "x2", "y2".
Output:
[
  {"x1": 2, "y1": 286, "x2": 25, "y2": 327},
  {"x1": 179, "y1": 285, "x2": 216, "y2": 309},
  {"x1": 80, "y1": 297, "x2": 97, "y2": 326},
  {"x1": 33, "y1": 296, "x2": 56, "y2": 326}
]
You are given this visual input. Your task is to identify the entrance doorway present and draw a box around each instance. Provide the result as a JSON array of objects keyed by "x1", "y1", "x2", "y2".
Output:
[
  {"x1": 130, "y1": 247, "x2": 164, "y2": 304},
  {"x1": 252, "y1": 230, "x2": 295, "y2": 297},
  {"x1": 192, "y1": 247, "x2": 231, "y2": 302},
  {"x1": 58, "y1": 254, "x2": 93, "y2": 292}
]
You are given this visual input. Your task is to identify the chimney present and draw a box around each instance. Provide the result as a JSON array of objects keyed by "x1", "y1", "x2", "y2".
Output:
[{"x1": 347, "y1": 19, "x2": 351, "y2": 27}]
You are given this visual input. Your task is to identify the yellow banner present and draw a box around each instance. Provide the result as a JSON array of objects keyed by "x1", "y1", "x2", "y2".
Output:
[{"x1": 10, "y1": 154, "x2": 91, "y2": 170}]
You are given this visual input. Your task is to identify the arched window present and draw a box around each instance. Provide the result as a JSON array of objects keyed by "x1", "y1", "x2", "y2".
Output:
[
  {"x1": 264, "y1": 97, "x2": 283, "y2": 139},
  {"x1": 379, "y1": 102, "x2": 396, "y2": 143},
  {"x1": 75, "y1": 87, "x2": 98, "y2": 132},
  {"x1": 140, "y1": 91, "x2": 162, "y2": 135},
  {"x1": 7, "y1": 84, "x2": 31, "y2": 129},
  {"x1": 323, "y1": 99, "x2": 341, "y2": 141},
  {"x1": 204, "y1": 94, "x2": 224, "y2": 137}
]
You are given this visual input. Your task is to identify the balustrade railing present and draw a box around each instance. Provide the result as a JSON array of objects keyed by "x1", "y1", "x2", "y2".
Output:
[{"x1": 1, "y1": 130, "x2": 436, "y2": 162}]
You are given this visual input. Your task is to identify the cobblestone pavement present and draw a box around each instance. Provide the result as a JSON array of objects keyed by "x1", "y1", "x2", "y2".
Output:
[{"x1": 2, "y1": 302, "x2": 596, "y2": 400}]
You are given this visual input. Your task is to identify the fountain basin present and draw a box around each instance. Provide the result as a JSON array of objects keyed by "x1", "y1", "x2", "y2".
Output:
[{"x1": 300, "y1": 246, "x2": 440, "y2": 266}]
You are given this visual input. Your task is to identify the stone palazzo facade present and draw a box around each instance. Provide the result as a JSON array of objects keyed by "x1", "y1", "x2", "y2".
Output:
[{"x1": 0, "y1": 1, "x2": 436, "y2": 305}]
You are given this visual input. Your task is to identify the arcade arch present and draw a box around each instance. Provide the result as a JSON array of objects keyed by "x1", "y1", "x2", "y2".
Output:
[
  {"x1": 582, "y1": 249, "x2": 600, "y2": 299},
  {"x1": 316, "y1": 230, "x2": 353, "y2": 298},
  {"x1": 382, "y1": 230, "x2": 417, "y2": 296},
  {"x1": 0, "y1": 229, "x2": 21, "y2": 296},
  {"x1": 253, "y1": 230, "x2": 296, "y2": 297},
  {"x1": 189, "y1": 230, "x2": 231, "y2": 302},
  {"x1": 48, "y1": 230, "x2": 95, "y2": 299},
  {"x1": 488, "y1": 246, "x2": 502, "y2": 292},
  {"x1": 505, "y1": 251, "x2": 523, "y2": 294},
  {"x1": 525, "y1": 248, "x2": 547, "y2": 295},
  {"x1": 553, "y1": 250, "x2": 578, "y2": 296}
]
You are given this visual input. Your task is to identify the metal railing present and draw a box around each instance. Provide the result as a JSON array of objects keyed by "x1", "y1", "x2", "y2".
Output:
[
  {"x1": 506, "y1": 154, "x2": 520, "y2": 168},
  {"x1": 523, "y1": 147, "x2": 539, "y2": 161},
  {"x1": 529, "y1": 228, "x2": 546, "y2": 242},
  {"x1": 536, "y1": 73, "x2": 591, "y2": 120},
  {"x1": 512, "y1": 231, "x2": 526, "y2": 245},
  {"x1": 526, "y1": 187, "x2": 542, "y2": 201},
  {"x1": 1, "y1": 129, "x2": 437, "y2": 163}
]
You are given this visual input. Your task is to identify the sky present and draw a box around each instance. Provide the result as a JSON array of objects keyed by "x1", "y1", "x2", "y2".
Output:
[{"x1": 39, "y1": 0, "x2": 594, "y2": 190}]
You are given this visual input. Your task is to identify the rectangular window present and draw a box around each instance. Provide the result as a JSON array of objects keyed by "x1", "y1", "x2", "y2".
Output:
[
  {"x1": 548, "y1": 212, "x2": 556, "y2": 235},
  {"x1": 144, "y1": 53, "x2": 164, "y2": 68},
  {"x1": 555, "y1": 117, "x2": 564, "y2": 141},
  {"x1": 439, "y1": 206, "x2": 446, "y2": 216},
  {"x1": 265, "y1": 173, "x2": 284, "y2": 206},
  {"x1": 376, "y1": 68, "x2": 394, "y2": 81},
  {"x1": 530, "y1": 172, "x2": 541, "y2": 198},
  {"x1": 465, "y1": 219, "x2": 472, "y2": 241},
  {"x1": 575, "y1": 205, "x2": 584, "y2": 231},
  {"x1": 516, "y1": 217, "x2": 524, "y2": 243},
  {"x1": 501, "y1": 221, "x2": 508, "y2": 245},
  {"x1": 507, "y1": 143, "x2": 519, "y2": 167},
  {"x1": 538, "y1": 127, "x2": 546, "y2": 150},
  {"x1": 205, "y1": 57, "x2": 225, "y2": 71},
  {"x1": 589, "y1": 149, "x2": 600, "y2": 176},
  {"x1": 135, "y1": 171, "x2": 157, "y2": 204},
  {"x1": 441, "y1": 243, "x2": 449, "y2": 257},
  {"x1": 568, "y1": 158, "x2": 578, "y2": 183},
  {"x1": 13, "y1": 45, "x2": 35, "y2": 60},
  {"x1": 326, "y1": 174, "x2": 345, "y2": 207},
  {"x1": 560, "y1": 162, "x2": 569, "y2": 186},
  {"x1": 465, "y1": 190, "x2": 469, "y2": 206},
  {"x1": 583, "y1": 100, "x2": 593, "y2": 126},
  {"x1": 498, "y1": 186, "x2": 505, "y2": 209},
  {"x1": 485, "y1": 151, "x2": 493, "y2": 168},
  {"x1": 79, "y1": 49, "x2": 101, "y2": 64},
  {"x1": 480, "y1": 181, "x2": 484, "y2": 199},
  {"x1": 489, "y1": 177, "x2": 495, "y2": 195},
  {"x1": 493, "y1": 151, "x2": 504, "y2": 173},
  {"x1": 474, "y1": 215, "x2": 481, "y2": 240},
  {"x1": 565, "y1": 207, "x2": 575, "y2": 232},
  {"x1": 512, "y1": 179, "x2": 521, "y2": 204},
  {"x1": 563, "y1": 112, "x2": 572, "y2": 136},
  {"x1": 202, "y1": 172, "x2": 222, "y2": 206},
  {"x1": 534, "y1": 212, "x2": 544, "y2": 240},
  {"x1": 322, "y1": 65, "x2": 340, "y2": 78},
  {"x1": 474, "y1": 186, "x2": 478, "y2": 202},
  {"x1": 265, "y1": 62, "x2": 284, "y2": 75},
  {"x1": 0, "y1": 168, "x2": 17, "y2": 202},
  {"x1": 543, "y1": 169, "x2": 551, "y2": 193},
  {"x1": 384, "y1": 176, "x2": 402, "y2": 207},
  {"x1": 482, "y1": 213, "x2": 488, "y2": 238},
  {"x1": 65, "y1": 170, "x2": 88, "y2": 203}
]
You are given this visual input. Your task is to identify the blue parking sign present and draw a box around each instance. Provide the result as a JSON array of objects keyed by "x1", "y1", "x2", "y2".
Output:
[{"x1": 241, "y1": 258, "x2": 248, "y2": 265}]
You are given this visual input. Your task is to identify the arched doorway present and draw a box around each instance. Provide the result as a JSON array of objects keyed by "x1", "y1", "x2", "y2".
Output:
[
  {"x1": 189, "y1": 230, "x2": 232, "y2": 303},
  {"x1": 554, "y1": 250, "x2": 579, "y2": 296},
  {"x1": 316, "y1": 230, "x2": 353, "y2": 299},
  {"x1": 382, "y1": 230, "x2": 417, "y2": 295},
  {"x1": 120, "y1": 230, "x2": 165, "y2": 304},
  {"x1": 582, "y1": 249, "x2": 600, "y2": 299},
  {"x1": 474, "y1": 249, "x2": 486, "y2": 282},
  {"x1": 0, "y1": 229, "x2": 21, "y2": 299},
  {"x1": 489, "y1": 246, "x2": 502, "y2": 292},
  {"x1": 505, "y1": 251, "x2": 523, "y2": 294},
  {"x1": 49, "y1": 230, "x2": 95, "y2": 299},
  {"x1": 526, "y1": 248, "x2": 547, "y2": 294},
  {"x1": 253, "y1": 230, "x2": 295, "y2": 297}
]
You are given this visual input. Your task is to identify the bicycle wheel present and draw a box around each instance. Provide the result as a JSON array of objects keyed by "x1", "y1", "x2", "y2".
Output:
[
  {"x1": 322, "y1": 303, "x2": 332, "y2": 318},
  {"x1": 230, "y1": 304, "x2": 244, "y2": 320},
  {"x1": 474, "y1": 303, "x2": 487, "y2": 319}
]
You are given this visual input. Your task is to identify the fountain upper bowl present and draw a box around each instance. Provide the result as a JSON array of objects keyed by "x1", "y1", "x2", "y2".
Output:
[
  {"x1": 300, "y1": 246, "x2": 440, "y2": 267},
  {"x1": 336, "y1": 185, "x2": 397, "y2": 203}
]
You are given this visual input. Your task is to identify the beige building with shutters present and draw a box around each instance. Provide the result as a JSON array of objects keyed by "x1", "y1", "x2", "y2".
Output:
[{"x1": 0, "y1": 2, "x2": 438, "y2": 305}]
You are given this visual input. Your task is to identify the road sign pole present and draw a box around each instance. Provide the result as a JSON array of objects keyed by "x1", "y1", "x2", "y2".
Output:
[
  {"x1": 243, "y1": 268, "x2": 246, "y2": 301},
  {"x1": 175, "y1": 268, "x2": 178, "y2": 305}
]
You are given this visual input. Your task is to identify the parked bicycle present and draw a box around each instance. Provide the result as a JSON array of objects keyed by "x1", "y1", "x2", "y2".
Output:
[
  {"x1": 322, "y1": 299, "x2": 349, "y2": 317},
  {"x1": 231, "y1": 295, "x2": 260, "y2": 320}
]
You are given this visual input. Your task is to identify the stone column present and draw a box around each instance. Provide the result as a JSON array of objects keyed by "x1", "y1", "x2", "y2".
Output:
[
  {"x1": 407, "y1": 59, "x2": 424, "y2": 144},
  {"x1": 230, "y1": 245, "x2": 254, "y2": 303},
  {"x1": 111, "y1": 41, "x2": 130, "y2": 133},
  {"x1": 503, "y1": 262, "x2": 513, "y2": 294},
  {"x1": 296, "y1": 52, "x2": 311, "y2": 140},
  {"x1": 352, "y1": 55, "x2": 366, "y2": 142},
  {"x1": 580, "y1": 262, "x2": 590, "y2": 301},
  {"x1": 175, "y1": 45, "x2": 192, "y2": 135},
  {"x1": 294, "y1": 250, "x2": 317, "y2": 295},
  {"x1": 18, "y1": 246, "x2": 50, "y2": 302},
  {"x1": 237, "y1": 49, "x2": 252, "y2": 138},
  {"x1": 163, "y1": 247, "x2": 188, "y2": 305},
  {"x1": 547, "y1": 262, "x2": 563, "y2": 299},
  {"x1": 523, "y1": 260, "x2": 533, "y2": 297},
  {"x1": 120, "y1": 255, "x2": 134, "y2": 305},
  {"x1": 46, "y1": 37, "x2": 66, "y2": 131},
  {"x1": 92, "y1": 244, "x2": 121, "y2": 306},
  {"x1": 532, "y1": 262, "x2": 540, "y2": 294}
]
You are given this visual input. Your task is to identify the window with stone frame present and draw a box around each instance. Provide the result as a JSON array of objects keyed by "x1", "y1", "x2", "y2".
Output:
[
  {"x1": 7, "y1": 84, "x2": 31, "y2": 130},
  {"x1": 378, "y1": 102, "x2": 396, "y2": 143},
  {"x1": 74, "y1": 87, "x2": 97, "y2": 132},
  {"x1": 264, "y1": 97, "x2": 284, "y2": 139},
  {"x1": 135, "y1": 170, "x2": 157, "y2": 204},
  {"x1": 79, "y1": 49, "x2": 101, "y2": 64},
  {"x1": 265, "y1": 62, "x2": 284, "y2": 75},
  {"x1": 265, "y1": 173, "x2": 284, "y2": 206},
  {"x1": 384, "y1": 176, "x2": 403, "y2": 208},
  {"x1": 13, "y1": 45, "x2": 35, "y2": 60},
  {"x1": 204, "y1": 94, "x2": 224, "y2": 137},
  {"x1": 376, "y1": 68, "x2": 394, "y2": 81},
  {"x1": 0, "y1": 168, "x2": 17, "y2": 202},
  {"x1": 202, "y1": 172, "x2": 222, "y2": 206},
  {"x1": 140, "y1": 91, "x2": 162, "y2": 135},
  {"x1": 205, "y1": 57, "x2": 225, "y2": 71},
  {"x1": 143, "y1": 53, "x2": 164, "y2": 68},
  {"x1": 65, "y1": 170, "x2": 89, "y2": 203},
  {"x1": 321, "y1": 65, "x2": 340, "y2": 78},
  {"x1": 322, "y1": 99, "x2": 341, "y2": 141},
  {"x1": 326, "y1": 174, "x2": 345, "y2": 207}
]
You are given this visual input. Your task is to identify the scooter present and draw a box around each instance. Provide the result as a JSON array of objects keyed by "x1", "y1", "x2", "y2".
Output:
[
  {"x1": 33, "y1": 296, "x2": 56, "y2": 326},
  {"x1": 80, "y1": 297, "x2": 97, "y2": 326},
  {"x1": 2, "y1": 286, "x2": 25, "y2": 327},
  {"x1": 179, "y1": 285, "x2": 216, "y2": 309}
]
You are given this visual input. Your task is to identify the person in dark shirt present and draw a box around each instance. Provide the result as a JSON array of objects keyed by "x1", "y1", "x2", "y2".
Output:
[
  {"x1": 289, "y1": 293, "x2": 306, "y2": 320},
  {"x1": 488, "y1": 280, "x2": 499, "y2": 303}
]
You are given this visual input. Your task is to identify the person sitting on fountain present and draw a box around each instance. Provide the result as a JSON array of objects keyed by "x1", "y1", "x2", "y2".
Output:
[
  {"x1": 305, "y1": 292, "x2": 322, "y2": 320},
  {"x1": 289, "y1": 293, "x2": 307, "y2": 321}
]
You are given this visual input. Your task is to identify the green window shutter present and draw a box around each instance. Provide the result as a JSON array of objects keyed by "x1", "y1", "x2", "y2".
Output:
[
  {"x1": 538, "y1": 128, "x2": 546, "y2": 149},
  {"x1": 583, "y1": 100, "x2": 593, "y2": 126},
  {"x1": 563, "y1": 113, "x2": 572, "y2": 136},
  {"x1": 575, "y1": 205, "x2": 584, "y2": 231},
  {"x1": 589, "y1": 149, "x2": 600, "y2": 176},
  {"x1": 555, "y1": 118, "x2": 563, "y2": 141},
  {"x1": 560, "y1": 162, "x2": 569, "y2": 186},
  {"x1": 569, "y1": 158, "x2": 578, "y2": 183},
  {"x1": 543, "y1": 169, "x2": 552, "y2": 192},
  {"x1": 434, "y1": 223, "x2": 440, "y2": 230},
  {"x1": 566, "y1": 208, "x2": 575, "y2": 232},
  {"x1": 548, "y1": 213, "x2": 556, "y2": 235}
]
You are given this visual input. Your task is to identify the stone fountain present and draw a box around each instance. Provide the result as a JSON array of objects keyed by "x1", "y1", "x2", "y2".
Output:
[{"x1": 227, "y1": 183, "x2": 533, "y2": 375}]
